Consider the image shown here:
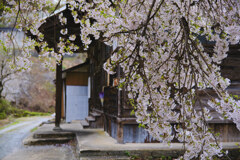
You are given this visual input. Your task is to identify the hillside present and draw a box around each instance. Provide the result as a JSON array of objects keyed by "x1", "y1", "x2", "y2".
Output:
[{"x1": 3, "y1": 53, "x2": 87, "y2": 113}]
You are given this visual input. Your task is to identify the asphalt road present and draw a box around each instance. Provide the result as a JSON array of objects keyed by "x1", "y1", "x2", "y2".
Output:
[{"x1": 0, "y1": 116, "x2": 78, "y2": 160}]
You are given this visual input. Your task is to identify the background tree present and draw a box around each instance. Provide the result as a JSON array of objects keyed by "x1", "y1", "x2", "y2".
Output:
[
  {"x1": 0, "y1": 39, "x2": 21, "y2": 99},
  {"x1": 0, "y1": 0, "x2": 59, "y2": 112}
]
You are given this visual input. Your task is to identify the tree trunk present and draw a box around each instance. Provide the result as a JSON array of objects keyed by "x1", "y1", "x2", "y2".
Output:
[{"x1": 0, "y1": 81, "x2": 3, "y2": 99}]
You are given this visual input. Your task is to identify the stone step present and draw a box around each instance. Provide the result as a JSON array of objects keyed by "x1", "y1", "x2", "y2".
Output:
[
  {"x1": 80, "y1": 120, "x2": 89, "y2": 129},
  {"x1": 71, "y1": 120, "x2": 82, "y2": 123},
  {"x1": 90, "y1": 112, "x2": 101, "y2": 117},
  {"x1": 24, "y1": 137, "x2": 73, "y2": 145},
  {"x1": 33, "y1": 131, "x2": 75, "y2": 139},
  {"x1": 86, "y1": 116, "x2": 95, "y2": 123}
]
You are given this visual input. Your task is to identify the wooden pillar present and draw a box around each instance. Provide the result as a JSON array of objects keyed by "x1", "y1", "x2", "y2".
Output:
[
  {"x1": 117, "y1": 65, "x2": 121, "y2": 117},
  {"x1": 117, "y1": 122, "x2": 124, "y2": 143},
  {"x1": 54, "y1": 61, "x2": 62, "y2": 130}
]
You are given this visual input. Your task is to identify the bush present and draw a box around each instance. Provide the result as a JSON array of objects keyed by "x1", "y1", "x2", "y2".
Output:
[
  {"x1": 0, "y1": 98, "x2": 50, "y2": 119},
  {"x1": 0, "y1": 98, "x2": 14, "y2": 116},
  {"x1": 0, "y1": 112, "x2": 6, "y2": 119}
]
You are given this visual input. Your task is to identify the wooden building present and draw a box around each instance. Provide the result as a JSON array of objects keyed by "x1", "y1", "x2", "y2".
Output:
[
  {"x1": 86, "y1": 41, "x2": 157, "y2": 143},
  {"x1": 38, "y1": 5, "x2": 240, "y2": 143}
]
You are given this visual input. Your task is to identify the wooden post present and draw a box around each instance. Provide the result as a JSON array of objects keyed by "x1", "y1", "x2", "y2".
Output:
[
  {"x1": 117, "y1": 122, "x2": 124, "y2": 143},
  {"x1": 117, "y1": 65, "x2": 121, "y2": 117},
  {"x1": 54, "y1": 61, "x2": 62, "y2": 131}
]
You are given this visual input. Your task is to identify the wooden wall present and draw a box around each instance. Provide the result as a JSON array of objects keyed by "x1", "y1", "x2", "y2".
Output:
[
  {"x1": 66, "y1": 72, "x2": 88, "y2": 86},
  {"x1": 209, "y1": 123, "x2": 240, "y2": 142},
  {"x1": 89, "y1": 41, "x2": 112, "y2": 111},
  {"x1": 221, "y1": 45, "x2": 240, "y2": 81}
]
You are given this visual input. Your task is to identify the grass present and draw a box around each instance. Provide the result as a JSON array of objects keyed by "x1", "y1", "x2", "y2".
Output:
[
  {"x1": 0, "y1": 116, "x2": 14, "y2": 128},
  {"x1": 125, "y1": 151, "x2": 175, "y2": 160},
  {"x1": 30, "y1": 126, "x2": 39, "y2": 132},
  {"x1": 0, "y1": 98, "x2": 51, "y2": 121},
  {"x1": 14, "y1": 110, "x2": 51, "y2": 118},
  {"x1": 0, "y1": 118, "x2": 21, "y2": 130}
]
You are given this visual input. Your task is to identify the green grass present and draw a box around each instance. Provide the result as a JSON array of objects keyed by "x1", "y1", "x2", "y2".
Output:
[
  {"x1": 14, "y1": 110, "x2": 51, "y2": 118},
  {"x1": 30, "y1": 126, "x2": 38, "y2": 132},
  {"x1": 0, "y1": 98, "x2": 51, "y2": 120},
  {"x1": 0, "y1": 118, "x2": 21, "y2": 130}
]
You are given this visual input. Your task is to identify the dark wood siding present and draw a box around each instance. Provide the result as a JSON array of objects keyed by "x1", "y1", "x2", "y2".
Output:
[{"x1": 66, "y1": 72, "x2": 88, "y2": 86}]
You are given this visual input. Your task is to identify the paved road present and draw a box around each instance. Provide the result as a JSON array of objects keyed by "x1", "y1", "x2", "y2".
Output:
[{"x1": 0, "y1": 116, "x2": 78, "y2": 160}]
